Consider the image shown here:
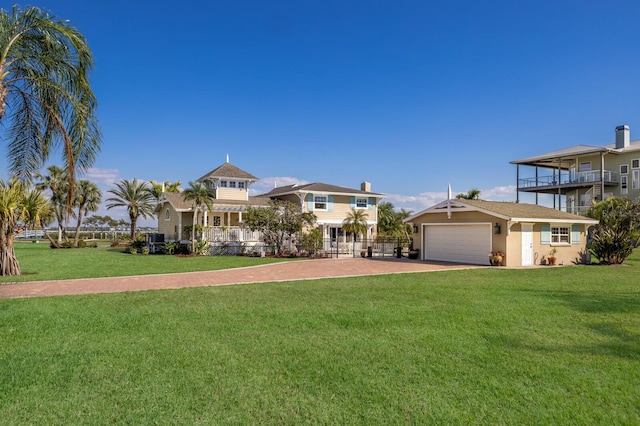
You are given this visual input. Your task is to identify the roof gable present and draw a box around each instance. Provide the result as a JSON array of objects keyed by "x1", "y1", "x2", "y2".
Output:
[{"x1": 197, "y1": 162, "x2": 259, "y2": 182}]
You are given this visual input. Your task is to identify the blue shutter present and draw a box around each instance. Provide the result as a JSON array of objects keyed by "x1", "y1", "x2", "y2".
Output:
[
  {"x1": 350, "y1": 196, "x2": 355, "y2": 208},
  {"x1": 328, "y1": 195, "x2": 334, "y2": 212},
  {"x1": 307, "y1": 194, "x2": 314, "y2": 211},
  {"x1": 368, "y1": 197, "x2": 374, "y2": 210},
  {"x1": 571, "y1": 225, "x2": 581, "y2": 244},
  {"x1": 540, "y1": 224, "x2": 550, "y2": 244}
]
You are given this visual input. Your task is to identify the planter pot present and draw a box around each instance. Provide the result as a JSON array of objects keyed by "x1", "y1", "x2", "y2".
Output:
[{"x1": 547, "y1": 257, "x2": 557, "y2": 266}]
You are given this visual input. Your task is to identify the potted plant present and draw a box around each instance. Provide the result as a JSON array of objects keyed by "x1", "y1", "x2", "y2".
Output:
[
  {"x1": 547, "y1": 248, "x2": 557, "y2": 265},
  {"x1": 489, "y1": 251, "x2": 505, "y2": 266}
]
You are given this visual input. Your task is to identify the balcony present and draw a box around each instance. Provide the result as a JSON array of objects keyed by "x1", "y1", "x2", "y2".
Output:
[
  {"x1": 518, "y1": 170, "x2": 618, "y2": 193},
  {"x1": 201, "y1": 226, "x2": 263, "y2": 242}
]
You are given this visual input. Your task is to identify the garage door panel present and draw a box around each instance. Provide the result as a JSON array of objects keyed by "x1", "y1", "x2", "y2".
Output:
[{"x1": 424, "y1": 224, "x2": 491, "y2": 265}]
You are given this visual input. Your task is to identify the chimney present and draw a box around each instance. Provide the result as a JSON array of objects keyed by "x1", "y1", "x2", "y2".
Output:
[
  {"x1": 615, "y1": 125, "x2": 630, "y2": 149},
  {"x1": 361, "y1": 181, "x2": 371, "y2": 192}
]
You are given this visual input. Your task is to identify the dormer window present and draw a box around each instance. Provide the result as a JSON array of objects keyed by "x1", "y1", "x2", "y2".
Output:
[
  {"x1": 230, "y1": 181, "x2": 236, "y2": 188},
  {"x1": 238, "y1": 182, "x2": 245, "y2": 189},
  {"x1": 220, "y1": 180, "x2": 228, "y2": 188}
]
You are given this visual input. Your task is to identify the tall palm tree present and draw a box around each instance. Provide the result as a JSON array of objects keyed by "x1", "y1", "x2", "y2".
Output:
[
  {"x1": 106, "y1": 179, "x2": 156, "y2": 239},
  {"x1": 72, "y1": 180, "x2": 102, "y2": 247},
  {"x1": 342, "y1": 208, "x2": 369, "y2": 254},
  {"x1": 0, "y1": 179, "x2": 50, "y2": 275},
  {"x1": 35, "y1": 165, "x2": 69, "y2": 245},
  {"x1": 0, "y1": 5, "x2": 101, "y2": 211},
  {"x1": 183, "y1": 181, "x2": 215, "y2": 252}
]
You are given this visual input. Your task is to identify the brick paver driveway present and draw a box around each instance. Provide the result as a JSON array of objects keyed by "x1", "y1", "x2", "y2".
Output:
[{"x1": 0, "y1": 257, "x2": 481, "y2": 299}]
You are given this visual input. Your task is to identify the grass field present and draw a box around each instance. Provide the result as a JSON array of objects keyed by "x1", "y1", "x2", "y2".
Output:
[
  {"x1": 1, "y1": 248, "x2": 639, "y2": 423},
  {"x1": 0, "y1": 241, "x2": 294, "y2": 283}
]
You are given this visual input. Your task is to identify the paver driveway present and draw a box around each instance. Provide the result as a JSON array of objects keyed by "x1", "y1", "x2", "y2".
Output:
[{"x1": 0, "y1": 257, "x2": 481, "y2": 299}]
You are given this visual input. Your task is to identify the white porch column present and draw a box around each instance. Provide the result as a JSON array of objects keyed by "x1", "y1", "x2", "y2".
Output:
[
  {"x1": 177, "y1": 215, "x2": 182, "y2": 241},
  {"x1": 238, "y1": 211, "x2": 243, "y2": 223},
  {"x1": 203, "y1": 209, "x2": 208, "y2": 227}
]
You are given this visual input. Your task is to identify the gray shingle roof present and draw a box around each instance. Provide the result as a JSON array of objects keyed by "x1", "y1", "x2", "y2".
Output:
[
  {"x1": 197, "y1": 162, "x2": 259, "y2": 182},
  {"x1": 260, "y1": 182, "x2": 383, "y2": 197}
]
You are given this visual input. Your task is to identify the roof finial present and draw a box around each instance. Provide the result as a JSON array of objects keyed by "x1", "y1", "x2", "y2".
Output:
[{"x1": 226, "y1": 154, "x2": 229, "y2": 163}]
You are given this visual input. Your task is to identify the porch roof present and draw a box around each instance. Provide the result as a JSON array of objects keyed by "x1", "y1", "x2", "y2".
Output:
[{"x1": 155, "y1": 192, "x2": 270, "y2": 213}]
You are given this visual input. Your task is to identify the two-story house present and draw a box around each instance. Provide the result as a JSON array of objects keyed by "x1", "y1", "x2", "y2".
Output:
[
  {"x1": 155, "y1": 160, "x2": 384, "y2": 254},
  {"x1": 512, "y1": 125, "x2": 640, "y2": 215},
  {"x1": 260, "y1": 181, "x2": 384, "y2": 253}
]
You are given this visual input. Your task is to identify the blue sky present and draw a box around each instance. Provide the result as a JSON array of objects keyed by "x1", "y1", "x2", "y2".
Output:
[{"x1": 4, "y1": 1, "x2": 640, "y2": 225}]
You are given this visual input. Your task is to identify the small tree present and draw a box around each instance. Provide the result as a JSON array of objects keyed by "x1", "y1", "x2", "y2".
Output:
[
  {"x1": 0, "y1": 179, "x2": 51, "y2": 275},
  {"x1": 587, "y1": 197, "x2": 640, "y2": 264},
  {"x1": 300, "y1": 228, "x2": 323, "y2": 254},
  {"x1": 244, "y1": 200, "x2": 316, "y2": 255},
  {"x1": 342, "y1": 208, "x2": 369, "y2": 254}
]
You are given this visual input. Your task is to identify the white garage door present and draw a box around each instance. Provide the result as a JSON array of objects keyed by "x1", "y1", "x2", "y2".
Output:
[{"x1": 423, "y1": 224, "x2": 491, "y2": 265}]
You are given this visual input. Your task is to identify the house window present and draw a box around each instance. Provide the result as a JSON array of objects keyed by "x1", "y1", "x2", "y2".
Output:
[
  {"x1": 165, "y1": 208, "x2": 170, "y2": 220},
  {"x1": 356, "y1": 198, "x2": 368, "y2": 209},
  {"x1": 579, "y1": 162, "x2": 591, "y2": 172},
  {"x1": 633, "y1": 159, "x2": 640, "y2": 169},
  {"x1": 229, "y1": 181, "x2": 236, "y2": 188},
  {"x1": 314, "y1": 196, "x2": 327, "y2": 210},
  {"x1": 621, "y1": 164, "x2": 629, "y2": 174},
  {"x1": 551, "y1": 226, "x2": 569, "y2": 244},
  {"x1": 621, "y1": 175, "x2": 628, "y2": 194},
  {"x1": 238, "y1": 182, "x2": 245, "y2": 189},
  {"x1": 220, "y1": 181, "x2": 228, "y2": 188},
  {"x1": 213, "y1": 216, "x2": 221, "y2": 226},
  {"x1": 633, "y1": 170, "x2": 640, "y2": 190}
]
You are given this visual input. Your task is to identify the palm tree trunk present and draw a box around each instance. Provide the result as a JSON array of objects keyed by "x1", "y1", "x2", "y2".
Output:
[
  {"x1": 191, "y1": 207, "x2": 198, "y2": 254},
  {"x1": 73, "y1": 208, "x2": 84, "y2": 247},
  {"x1": 130, "y1": 217, "x2": 136, "y2": 239},
  {"x1": 0, "y1": 233, "x2": 21, "y2": 276}
]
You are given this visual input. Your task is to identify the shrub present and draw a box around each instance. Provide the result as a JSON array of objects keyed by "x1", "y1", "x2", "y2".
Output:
[
  {"x1": 77, "y1": 240, "x2": 87, "y2": 248},
  {"x1": 587, "y1": 197, "x2": 640, "y2": 264},
  {"x1": 193, "y1": 239, "x2": 211, "y2": 256},
  {"x1": 141, "y1": 246, "x2": 150, "y2": 255}
]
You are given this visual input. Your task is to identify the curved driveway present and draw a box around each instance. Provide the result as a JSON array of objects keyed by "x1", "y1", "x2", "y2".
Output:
[{"x1": 0, "y1": 257, "x2": 481, "y2": 299}]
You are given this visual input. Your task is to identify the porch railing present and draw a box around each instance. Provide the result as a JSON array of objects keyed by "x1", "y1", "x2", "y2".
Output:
[{"x1": 202, "y1": 226, "x2": 263, "y2": 242}]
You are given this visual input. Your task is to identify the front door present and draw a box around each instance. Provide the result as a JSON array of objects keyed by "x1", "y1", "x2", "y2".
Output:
[{"x1": 521, "y1": 224, "x2": 533, "y2": 266}]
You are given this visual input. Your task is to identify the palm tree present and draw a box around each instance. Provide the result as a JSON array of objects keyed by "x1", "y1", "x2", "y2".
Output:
[
  {"x1": 72, "y1": 180, "x2": 102, "y2": 247},
  {"x1": 22, "y1": 187, "x2": 54, "y2": 247},
  {"x1": 183, "y1": 181, "x2": 215, "y2": 253},
  {"x1": 456, "y1": 188, "x2": 481, "y2": 200},
  {"x1": 0, "y1": 179, "x2": 51, "y2": 275},
  {"x1": 148, "y1": 180, "x2": 182, "y2": 201},
  {"x1": 106, "y1": 179, "x2": 156, "y2": 239},
  {"x1": 35, "y1": 165, "x2": 69, "y2": 245},
  {"x1": 0, "y1": 5, "x2": 101, "y2": 211},
  {"x1": 342, "y1": 208, "x2": 369, "y2": 254}
]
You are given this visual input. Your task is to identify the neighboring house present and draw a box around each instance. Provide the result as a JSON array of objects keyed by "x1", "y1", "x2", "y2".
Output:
[
  {"x1": 406, "y1": 198, "x2": 597, "y2": 266},
  {"x1": 155, "y1": 161, "x2": 270, "y2": 243},
  {"x1": 512, "y1": 124, "x2": 640, "y2": 215},
  {"x1": 259, "y1": 181, "x2": 385, "y2": 253},
  {"x1": 156, "y1": 160, "x2": 384, "y2": 254}
]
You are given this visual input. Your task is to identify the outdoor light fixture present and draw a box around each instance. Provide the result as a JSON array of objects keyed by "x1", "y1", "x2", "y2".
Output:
[
  {"x1": 412, "y1": 224, "x2": 419, "y2": 233},
  {"x1": 494, "y1": 222, "x2": 501, "y2": 234}
]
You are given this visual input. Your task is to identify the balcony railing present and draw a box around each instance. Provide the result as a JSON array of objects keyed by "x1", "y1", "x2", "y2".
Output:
[{"x1": 518, "y1": 170, "x2": 618, "y2": 189}]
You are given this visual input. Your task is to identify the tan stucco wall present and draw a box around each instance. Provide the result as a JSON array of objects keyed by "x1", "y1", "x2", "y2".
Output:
[{"x1": 157, "y1": 205, "x2": 181, "y2": 240}]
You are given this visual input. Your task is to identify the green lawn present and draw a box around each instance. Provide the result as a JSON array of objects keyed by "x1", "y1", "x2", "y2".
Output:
[
  {"x1": 0, "y1": 241, "x2": 294, "y2": 282},
  {"x1": 1, "y1": 249, "x2": 639, "y2": 423}
]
